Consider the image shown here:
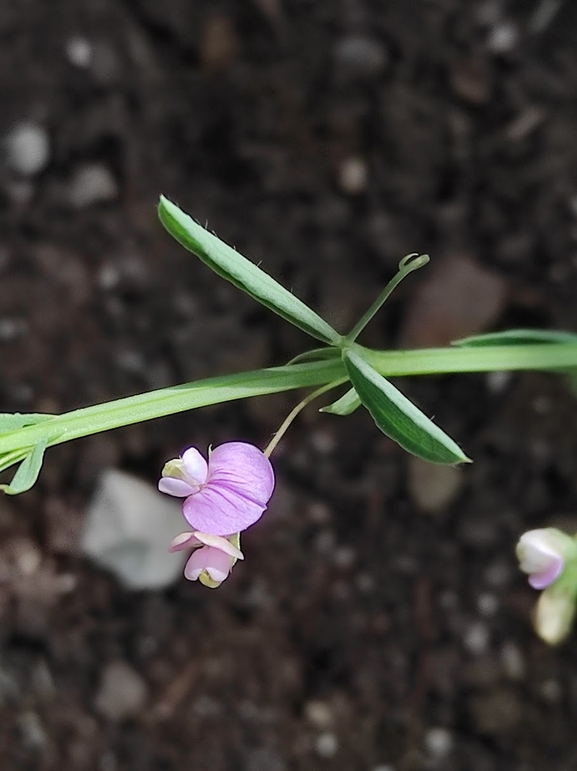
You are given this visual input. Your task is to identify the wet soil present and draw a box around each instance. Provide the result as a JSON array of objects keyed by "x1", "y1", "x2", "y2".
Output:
[{"x1": 1, "y1": 1, "x2": 577, "y2": 769}]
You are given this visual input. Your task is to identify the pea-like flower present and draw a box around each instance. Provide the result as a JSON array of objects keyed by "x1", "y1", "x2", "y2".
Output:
[
  {"x1": 516, "y1": 527, "x2": 577, "y2": 645},
  {"x1": 516, "y1": 528, "x2": 567, "y2": 589},
  {"x1": 169, "y1": 531, "x2": 243, "y2": 589},
  {"x1": 159, "y1": 442, "x2": 275, "y2": 536}
]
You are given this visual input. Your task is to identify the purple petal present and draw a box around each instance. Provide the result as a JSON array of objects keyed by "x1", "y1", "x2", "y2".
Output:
[
  {"x1": 208, "y1": 443, "x2": 275, "y2": 503},
  {"x1": 158, "y1": 477, "x2": 197, "y2": 497},
  {"x1": 183, "y1": 483, "x2": 269, "y2": 535},
  {"x1": 528, "y1": 557, "x2": 564, "y2": 589},
  {"x1": 181, "y1": 448, "x2": 208, "y2": 486},
  {"x1": 184, "y1": 546, "x2": 233, "y2": 583}
]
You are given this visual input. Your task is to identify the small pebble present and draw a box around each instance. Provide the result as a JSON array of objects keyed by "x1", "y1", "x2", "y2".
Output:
[
  {"x1": 68, "y1": 163, "x2": 118, "y2": 208},
  {"x1": 246, "y1": 747, "x2": 287, "y2": 771},
  {"x1": 463, "y1": 621, "x2": 490, "y2": 655},
  {"x1": 487, "y1": 21, "x2": 519, "y2": 54},
  {"x1": 540, "y1": 678, "x2": 562, "y2": 704},
  {"x1": 400, "y1": 253, "x2": 508, "y2": 348},
  {"x1": 337, "y1": 157, "x2": 368, "y2": 195},
  {"x1": 199, "y1": 14, "x2": 239, "y2": 72},
  {"x1": 334, "y1": 35, "x2": 388, "y2": 79},
  {"x1": 315, "y1": 732, "x2": 338, "y2": 758},
  {"x1": 99, "y1": 752, "x2": 118, "y2": 771},
  {"x1": 66, "y1": 36, "x2": 93, "y2": 68},
  {"x1": 17, "y1": 711, "x2": 48, "y2": 751},
  {"x1": 305, "y1": 701, "x2": 333, "y2": 729},
  {"x1": 484, "y1": 560, "x2": 513, "y2": 587},
  {"x1": 4, "y1": 122, "x2": 50, "y2": 176},
  {"x1": 94, "y1": 661, "x2": 148, "y2": 721},
  {"x1": 425, "y1": 727, "x2": 453, "y2": 759},
  {"x1": 500, "y1": 641, "x2": 525, "y2": 681},
  {"x1": 477, "y1": 592, "x2": 499, "y2": 617},
  {"x1": 408, "y1": 457, "x2": 464, "y2": 514},
  {"x1": 486, "y1": 370, "x2": 512, "y2": 394}
]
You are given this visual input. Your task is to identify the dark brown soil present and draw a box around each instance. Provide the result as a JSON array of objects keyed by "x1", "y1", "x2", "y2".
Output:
[{"x1": 1, "y1": 1, "x2": 577, "y2": 769}]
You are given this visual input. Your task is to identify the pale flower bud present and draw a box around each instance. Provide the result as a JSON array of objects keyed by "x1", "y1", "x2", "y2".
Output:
[
  {"x1": 516, "y1": 528, "x2": 570, "y2": 589},
  {"x1": 534, "y1": 586, "x2": 576, "y2": 646}
]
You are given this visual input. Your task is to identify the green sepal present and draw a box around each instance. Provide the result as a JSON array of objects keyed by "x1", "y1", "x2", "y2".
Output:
[
  {"x1": 158, "y1": 197, "x2": 341, "y2": 345},
  {"x1": 320, "y1": 387, "x2": 361, "y2": 416},
  {"x1": 0, "y1": 438, "x2": 48, "y2": 495},
  {"x1": 343, "y1": 350, "x2": 470, "y2": 465}
]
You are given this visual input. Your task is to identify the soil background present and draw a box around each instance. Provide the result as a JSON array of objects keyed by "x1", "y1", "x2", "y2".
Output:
[{"x1": 1, "y1": 1, "x2": 577, "y2": 769}]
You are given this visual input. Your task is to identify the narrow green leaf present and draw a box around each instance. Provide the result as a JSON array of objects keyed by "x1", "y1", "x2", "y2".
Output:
[
  {"x1": 0, "y1": 413, "x2": 55, "y2": 434},
  {"x1": 0, "y1": 438, "x2": 48, "y2": 495},
  {"x1": 320, "y1": 387, "x2": 361, "y2": 416},
  {"x1": 453, "y1": 329, "x2": 577, "y2": 347},
  {"x1": 158, "y1": 197, "x2": 341, "y2": 345},
  {"x1": 343, "y1": 350, "x2": 470, "y2": 464}
]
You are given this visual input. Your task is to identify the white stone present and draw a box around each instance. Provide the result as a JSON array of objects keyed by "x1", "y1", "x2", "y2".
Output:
[
  {"x1": 425, "y1": 727, "x2": 453, "y2": 759},
  {"x1": 66, "y1": 36, "x2": 93, "y2": 68},
  {"x1": 487, "y1": 21, "x2": 519, "y2": 54},
  {"x1": 486, "y1": 370, "x2": 512, "y2": 394},
  {"x1": 4, "y1": 122, "x2": 50, "y2": 176},
  {"x1": 500, "y1": 641, "x2": 525, "y2": 681},
  {"x1": 95, "y1": 661, "x2": 147, "y2": 721},
  {"x1": 304, "y1": 700, "x2": 333, "y2": 728},
  {"x1": 477, "y1": 592, "x2": 499, "y2": 617},
  {"x1": 408, "y1": 457, "x2": 464, "y2": 513},
  {"x1": 81, "y1": 469, "x2": 188, "y2": 590},
  {"x1": 338, "y1": 157, "x2": 368, "y2": 195},
  {"x1": 463, "y1": 621, "x2": 490, "y2": 655},
  {"x1": 68, "y1": 163, "x2": 118, "y2": 208},
  {"x1": 315, "y1": 732, "x2": 338, "y2": 758}
]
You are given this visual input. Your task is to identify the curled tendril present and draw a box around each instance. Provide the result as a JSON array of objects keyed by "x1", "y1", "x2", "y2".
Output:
[{"x1": 398, "y1": 253, "x2": 430, "y2": 272}]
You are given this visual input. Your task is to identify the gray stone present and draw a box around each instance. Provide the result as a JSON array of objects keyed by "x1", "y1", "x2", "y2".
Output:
[
  {"x1": 315, "y1": 732, "x2": 338, "y2": 758},
  {"x1": 95, "y1": 661, "x2": 147, "y2": 721},
  {"x1": 425, "y1": 727, "x2": 453, "y2": 759},
  {"x1": 400, "y1": 253, "x2": 508, "y2": 348},
  {"x1": 408, "y1": 457, "x2": 464, "y2": 514},
  {"x1": 4, "y1": 122, "x2": 50, "y2": 176},
  {"x1": 334, "y1": 35, "x2": 388, "y2": 79},
  {"x1": 68, "y1": 163, "x2": 118, "y2": 208},
  {"x1": 65, "y1": 37, "x2": 93, "y2": 68},
  {"x1": 81, "y1": 469, "x2": 188, "y2": 590}
]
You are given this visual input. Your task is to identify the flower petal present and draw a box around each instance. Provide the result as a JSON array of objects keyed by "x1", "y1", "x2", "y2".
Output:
[
  {"x1": 183, "y1": 483, "x2": 268, "y2": 535},
  {"x1": 181, "y1": 447, "x2": 209, "y2": 486},
  {"x1": 158, "y1": 477, "x2": 197, "y2": 497},
  {"x1": 168, "y1": 532, "x2": 202, "y2": 552},
  {"x1": 193, "y1": 531, "x2": 244, "y2": 560},
  {"x1": 208, "y1": 442, "x2": 275, "y2": 507},
  {"x1": 529, "y1": 558, "x2": 563, "y2": 590},
  {"x1": 184, "y1": 546, "x2": 233, "y2": 583}
]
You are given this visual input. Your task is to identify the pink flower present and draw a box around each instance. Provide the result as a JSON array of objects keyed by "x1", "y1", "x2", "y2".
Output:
[
  {"x1": 169, "y1": 531, "x2": 244, "y2": 588},
  {"x1": 158, "y1": 442, "x2": 275, "y2": 536},
  {"x1": 516, "y1": 529, "x2": 565, "y2": 589}
]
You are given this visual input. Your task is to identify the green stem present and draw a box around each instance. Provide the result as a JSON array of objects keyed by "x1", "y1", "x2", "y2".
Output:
[
  {"x1": 2, "y1": 341, "x2": 577, "y2": 471},
  {"x1": 361, "y1": 342, "x2": 577, "y2": 376},
  {"x1": 346, "y1": 254, "x2": 429, "y2": 342},
  {"x1": 263, "y1": 380, "x2": 345, "y2": 458},
  {"x1": 0, "y1": 359, "x2": 344, "y2": 456}
]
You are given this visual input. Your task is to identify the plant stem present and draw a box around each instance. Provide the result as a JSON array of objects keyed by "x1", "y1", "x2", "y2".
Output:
[
  {"x1": 346, "y1": 254, "x2": 429, "y2": 342},
  {"x1": 361, "y1": 342, "x2": 577, "y2": 376},
  {"x1": 1, "y1": 340, "x2": 577, "y2": 471},
  {"x1": 263, "y1": 380, "x2": 345, "y2": 458}
]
